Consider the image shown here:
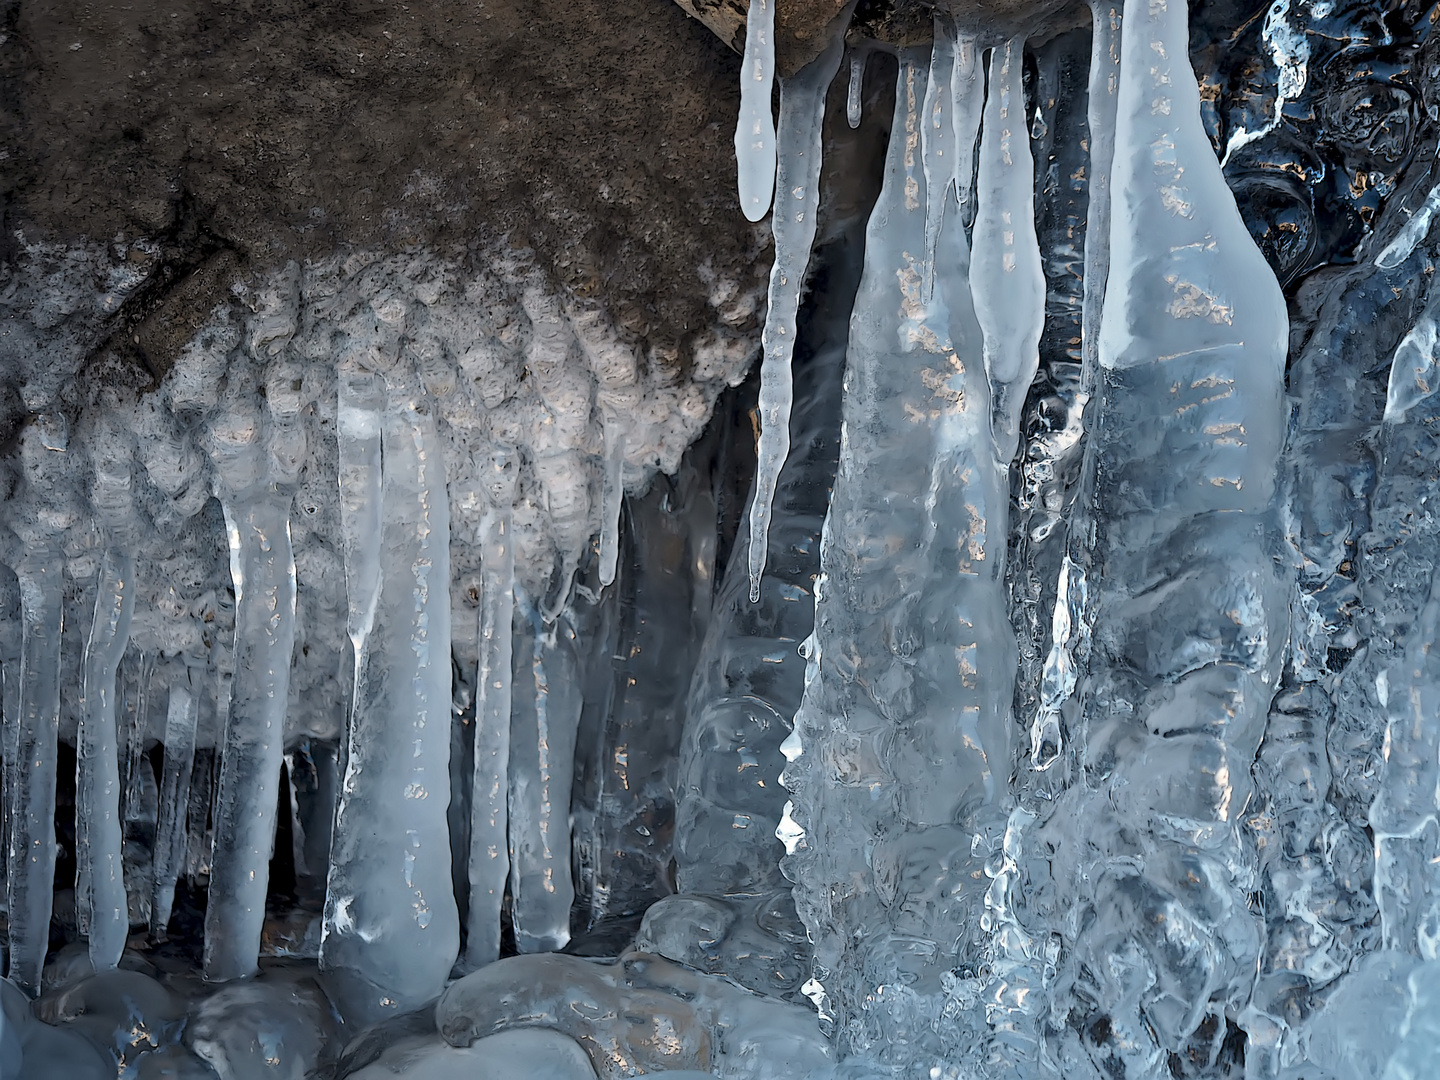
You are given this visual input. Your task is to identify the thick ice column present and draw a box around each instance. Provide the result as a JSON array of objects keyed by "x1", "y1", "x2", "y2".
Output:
[
  {"x1": 203, "y1": 483, "x2": 297, "y2": 981},
  {"x1": 747, "y1": 38, "x2": 846, "y2": 600},
  {"x1": 507, "y1": 596, "x2": 584, "y2": 953},
  {"x1": 464, "y1": 450, "x2": 517, "y2": 970},
  {"x1": 151, "y1": 677, "x2": 198, "y2": 937},
  {"x1": 734, "y1": 0, "x2": 777, "y2": 221},
  {"x1": 6, "y1": 552, "x2": 65, "y2": 994},
  {"x1": 322, "y1": 384, "x2": 460, "y2": 1012},
  {"x1": 1048, "y1": 0, "x2": 1290, "y2": 1069},
  {"x1": 781, "y1": 52, "x2": 1016, "y2": 1070},
  {"x1": 970, "y1": 35, "x2": 1046, "y2": 463},
  {"x1": 75, "y1": 548, "x2": 137, "y2": 970}
]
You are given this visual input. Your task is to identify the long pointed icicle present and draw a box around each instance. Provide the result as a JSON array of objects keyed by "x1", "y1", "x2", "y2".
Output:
[
  {"x1": 970, "y1": 35, "x2": 1047, "y2": 464},
  {"x1": 323, "y1": 380, "x2": 460, "y2": 1013},
  {"x1": 846, "y1": 51, "x2": 865, "y2": 128},
  {"x1": 735, "y1": 0, "x2": 777, "y2": 221},
  {"x1": 464, "y1": 451, "x2": 517, "y2": 970},
  {"x1": 1082, "y1": 0, "x2": 1122, "y2": 375},
  {"x1": 597, "y1": 419, "x2": 624, "y2": 589},
  {"x1": 7, "y1": 552, "x2": 65, "y2": 995},
  {"x1": 921, "y1": 18, "x2": 958, "y2": 299},
  {"x1": 151, "y1": 677, "x2": 198, "y2": 938},
  {"x1": 746, "y1": 37, "x2": 845, "y2": 602},
  {"x1": 951, "y1": 33, "x2": 984, "y2": 212},
  {"x1": 76, "y1": 548, "x2": 137, "y2": 971}
]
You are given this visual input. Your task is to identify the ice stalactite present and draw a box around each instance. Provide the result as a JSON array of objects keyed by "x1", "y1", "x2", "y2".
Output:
[
  {"x1": 949, "y1": 34, "x2": 983, "y2": 212},
  {"x1": 323, "y1": 378, "x2": 460, "y2": 1013},
  {"x1": 508, "y1": 595, "x2": 584, "y2": 953},
  {"x1": 846, "y1": 52, "x2": 865, "y2": 129},
  {"x1": 464, "y1": 449, "x2": 517, "y2": 970},
  {"x1": 747, "y1": 37, "x2": 845, "y2": 601},
  {"x1": 781, "y1": 51, "x2": 1021, "y2": 1073},
  {"x1": 597, "y1": 420, "x2": 624, "y2": 589},
  {"x1": 735, "y1": 0, "x2": 777, "y2": 222},
  {"x1": 920, "y1": 19, "x2": 957, "y2": 300},
  {"x1": 1045, "y1": 0, "x2": 1290, "y2": 1070},
  {"x1": 7, "y1": 550, "x2": 65, "y2": 995},
  {"x1": 1082, "y1": 1, "x2": 1121, "y2": 376},
  {"x1": 75, "y1": 548, "x2": 136, "y2": 971},
  {"x1": 151, "y1": 678, "x2": 198, "y2": 938},
  {"x1": 970, "y1": 35, "x2": 1046, "y2": 465},
  {"x1": 641, "y1": 217, "x2": 851, "y2": 999}
]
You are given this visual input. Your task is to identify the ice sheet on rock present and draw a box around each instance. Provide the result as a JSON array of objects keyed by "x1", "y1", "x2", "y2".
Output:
[
  {"x1": 781, "y1": 51, "x2": 1020, "y2": 1071},
  {"x1": 76, "y1": 549, "x2": 137, "y2": 971},
  {"x1": 36, "y1": 967, "x2": 185, "y2": 1072},
  {"x1": 348, "y1": 1029, "x2": 598, "y2": 1080},
  {"x1": 1384, "y1": 290, "x2": 1440, "y2": 422},
  {"x1": 151, "y1": 679, "x2": 198, "y2": 938},
  {"x1": 322, "y1": 385, "x2": 460, "y2": 1013},
  {"x1": 1376, "y1": 182, "x2": 1440, "y2": 269},
  {"x1": 969, "y1": 35, "x2": 1046, "y2": 463},
  {"x1": 507, "y1": 595, "x2": 583, "y2": 953},
  {"x1": 747, "y1": 35, "x2": 845, "y2": 601},
  {"x1": 436, "y1": 951, "x2": 830, "y2": 1080},
  {"x1": 1384, "y1": 960, "x2": 1440, "y2": 1080},
  {"x1": 185, "y1": 971, "x2": 337, "y2": 1080},
  {"x1": 1041, "y1": 0, "x2": 1291, "y2": 1069},
  {"x1": 464, "y1": 450, "x2": 517, "y2": 971},
  {"x1": 735, "y1": 0, "x2": 777, "y2": 222},
  {"x1": 7, "y1": 551, "x2": 65, "y2": 995}
]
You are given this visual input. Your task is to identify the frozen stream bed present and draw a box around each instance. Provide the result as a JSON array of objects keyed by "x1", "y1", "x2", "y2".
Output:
[{"x1": 5, "y1": 0, "x2": 1440, "y2": 1077}]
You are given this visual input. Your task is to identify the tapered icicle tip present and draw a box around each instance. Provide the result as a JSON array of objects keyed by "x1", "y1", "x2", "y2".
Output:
[
  {"x1": 735, "y1": 0, "x2": 777, "y2": 221},
  {"x1": 846, "y1": 52, "x2": 866, "y2": 128}
]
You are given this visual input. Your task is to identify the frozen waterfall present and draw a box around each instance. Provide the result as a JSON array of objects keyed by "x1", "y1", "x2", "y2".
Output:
[{"x1": 6, "y1": 0, "x2": 1440, "y2": 1077}]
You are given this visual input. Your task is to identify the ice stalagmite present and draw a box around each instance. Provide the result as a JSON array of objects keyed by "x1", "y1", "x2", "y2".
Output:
[
  {"x1": 465, "y1": 450, "x2": 517, "y2": 970},
  {"x1": 323, "y1": 381, "x2": 460, "y2": 1013},
  {"x1": 151, "y1": 679, "x2": 198, "y2": 937},
  {"x1": 1046, "y1": 0, "x2": 1290, "y2": 1070},
  {"x1": 748, "y1": 37, "x2": 845, "y2": 602},
  {"x1": 76, "y1": 548, "x2": 136, "y2": 970},
  {"x1": 735, "y1": 0, "x2": 777, "y2": 222},
  {"x1": 970, "y1": 35, "x2": 1046, "y2": 464},
  {"x1": 7, "y1": 551, "x2": 65, "y2": 995},
  {"x1": 782, "y1": 52, "x2": 1017, "y2": 1072},
  {"x1": 508, "y1": 596, "x2": 583, "y2": 953}
]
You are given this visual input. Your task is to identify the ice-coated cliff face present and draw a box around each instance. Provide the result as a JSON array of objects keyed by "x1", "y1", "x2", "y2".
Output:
[{"x1": 4, "y1": 0, "x2": 1440, "y2": 1076}]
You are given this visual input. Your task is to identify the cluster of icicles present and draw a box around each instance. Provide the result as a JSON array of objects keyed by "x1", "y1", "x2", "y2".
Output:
[{"x1": 7, "y1": 0, "x2": 1440, "y2": 1075}]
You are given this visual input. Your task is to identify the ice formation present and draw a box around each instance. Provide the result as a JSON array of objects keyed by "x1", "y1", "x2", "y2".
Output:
[{"x1": 8, "y1": 0, "x2": 1440, "y2": 1077}]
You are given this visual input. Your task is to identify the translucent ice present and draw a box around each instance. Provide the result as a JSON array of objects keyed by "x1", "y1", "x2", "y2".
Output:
[
  {"x1": 735, "y1": 0, "x2": 777, "y2": 222},
  {"x1": 151, "y1": 680, "x2": 198, "y2": 938},
  {"x1": 322, "y1": 384, "x2": 460, "y2": 1013},
  {"x1": 747, "y1": 37, "x2": 845, "y2": 602},
  {"x1": 75, "y1": 548, "x2": 136, "y2": 971},
  {"x1": 970, "y1": 35, "x2": 1046, "y2": 463},
  {"x1": 347, "y1": 1028, "x2": 598, "y2": 1080}
]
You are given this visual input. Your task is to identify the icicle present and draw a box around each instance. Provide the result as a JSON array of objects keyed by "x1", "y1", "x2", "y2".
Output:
[
  {"x1": 151, "y1": 677, "x2": 198, "y2": 938},
  {"x1": 1377, "y1": 182, "x2": 1440, "y2": 269},
  {"x1": 75, "y1": 548, "x2": 136, "y2": 971},
  {"x1": 1082, "y1": 0, "x2": 1122, "y2": 376},
  {"x1": 950, "y1": 33, "x2": 983, "y2": 211},
  {"x1": 970, "y1": 35, "x2": 1047, "y2": 464},
  {"x1": 921, "y1": 18, "x2": 958, "y2": 299},
  {"x1": 121, "y1": 650, "x2": 153, "y2": 829},
  {"x1": 508, "y1": 593, "x2": 583, "y2": 953},
  {"x1": 202, "y1": 490, "x2": 298, "y2": 982},
  {"x1": 781, "y1": 51, "x2": 1021, "y2": 1069},
  {"x1": 597, "y1": 419, "x2": 624, "y2": 589},
  {"x1": 6, "y1": 552, "x2": 65, "y2": 995},
  {"x1": 735, "y1": 0, "x2": 777, "y2": 221},
  {"x1": 846, "y1": 51, "x2": 865, "y2": 129},
  {"x1": 746, "y1": 36, "x2": 845, "y2": 603},
  {"x1": 464, "y1": 450, "x2": 517, "y2": 971},
  {"x1": 322, "y1": 382, "x2": 460, "y2": 1013}
]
